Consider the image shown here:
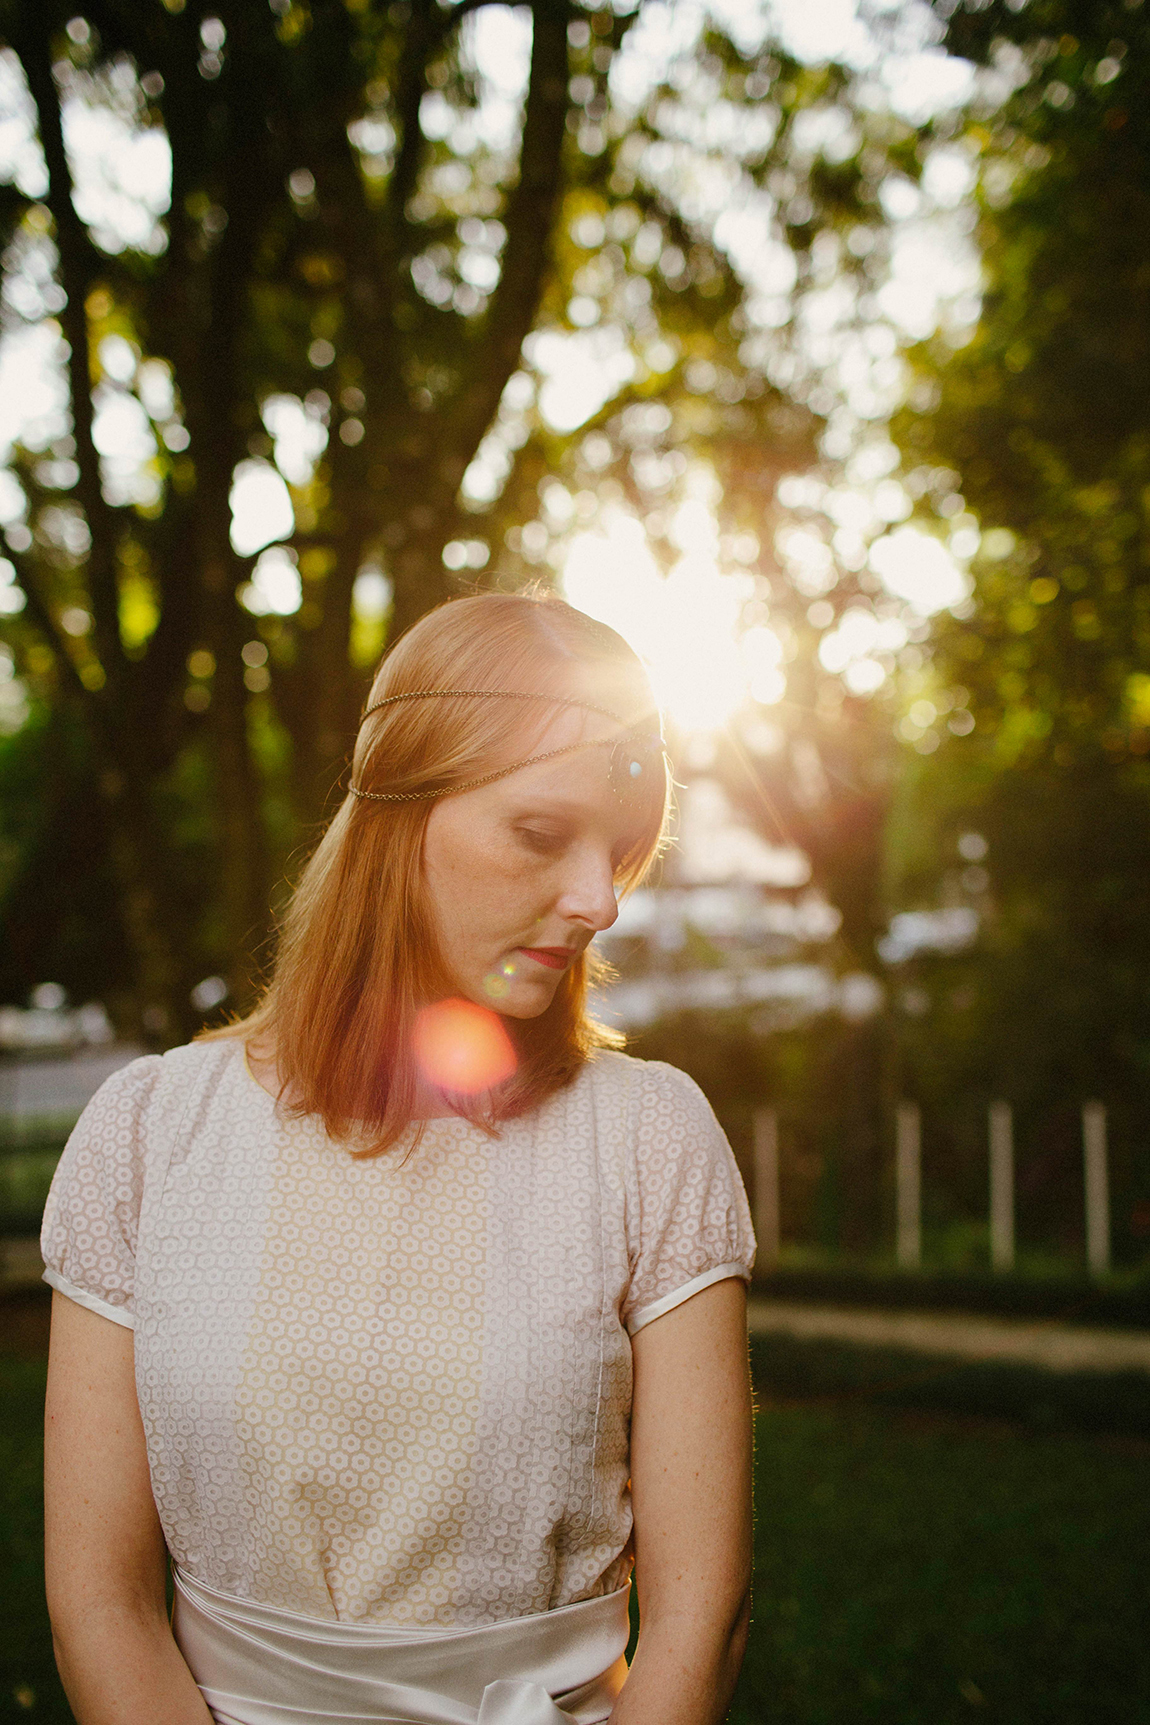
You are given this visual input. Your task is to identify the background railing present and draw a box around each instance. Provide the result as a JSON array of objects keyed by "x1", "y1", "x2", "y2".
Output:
[{"x1": 4, "y1": 1039, "x2": 1145, "y2": 1302}]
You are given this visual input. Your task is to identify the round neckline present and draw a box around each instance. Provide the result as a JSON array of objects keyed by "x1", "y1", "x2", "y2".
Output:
[{"x1": 236, "y1": 1039, "x2": 478, "y2": 1136}]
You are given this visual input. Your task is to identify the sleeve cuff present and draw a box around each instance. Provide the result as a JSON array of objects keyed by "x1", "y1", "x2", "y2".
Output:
[
  {"x1": 626, "y1": 1262, "x2": 750, "y2": 1336},
  {"x1": 42, "y1": 1268, "x2": 136, "y2": 1330}
]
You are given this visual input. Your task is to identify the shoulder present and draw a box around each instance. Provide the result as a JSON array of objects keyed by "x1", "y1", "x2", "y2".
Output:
[
  {"x1": 606, "y1": 1058, "x2": 754, "y2": 1327},
  {"x1": 632, "y1": 1056, "x2": 716, "y2": 1115},
  {"x1": 576, "y1": 1051, "x2": 728, "y2": 1182},
  {"x1": 156, "y1": 1035, "x2": 241, "y2": 1096},
  {"x1": 41, "y1": 1039, "x2": 248, "y2": 1324},
  {"x1": 582, "y1": 1049, "x2": 717, "y2": 1125},
  {"x1": 86, "y1": 1050, "x2": 166, "y2": 1108},
  {"x1": 61, "y1": 1040, "x2": 245, "y2": 1172},
  {"x1": 58, "y1": 1052, "x2": 165, "y2": 1163},
  {"x1": 160, "y1": 1035, "x2": 242, "y2": 1081},
  {"x1": 86, "y1": 1038, "x2": 238, "y2": 1123}
]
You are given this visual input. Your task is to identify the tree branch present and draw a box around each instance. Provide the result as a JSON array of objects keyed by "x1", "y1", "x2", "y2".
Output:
[
  {"x1": 446, "y1": 3, "x2": 570, "y2": 460},
  {"x1": 14, "y1": 15, "x2": 125, "y2": 689},
  {"x1": 382, "y1": 1, "x2": 438, "y2": 255},
  {"x1": 6, "y1": 551, "x2": 90, "y2": 700},
  {"x1": 0, "y1": 183, "x2": 35, "y2": 245}
]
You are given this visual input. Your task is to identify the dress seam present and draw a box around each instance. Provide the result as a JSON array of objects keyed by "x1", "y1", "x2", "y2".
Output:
[{"x1": 585, "y1": 1064, "x2": 610, "y2": 1551}]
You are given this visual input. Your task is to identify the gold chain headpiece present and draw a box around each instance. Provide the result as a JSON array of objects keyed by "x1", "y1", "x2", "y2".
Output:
[{"x1": 349, "y1": 688, "x2": 664, "y2": 805}]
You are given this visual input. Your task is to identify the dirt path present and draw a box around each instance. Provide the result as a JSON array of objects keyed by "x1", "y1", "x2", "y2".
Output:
[{"x1": 748, "y1": 1299, "x2": 1150, "y2": 1374}]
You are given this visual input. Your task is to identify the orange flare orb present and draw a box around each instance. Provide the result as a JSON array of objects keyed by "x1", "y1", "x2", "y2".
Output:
[{"x1": 413, "y1": 998, "x2": 518, "y2": 1096}]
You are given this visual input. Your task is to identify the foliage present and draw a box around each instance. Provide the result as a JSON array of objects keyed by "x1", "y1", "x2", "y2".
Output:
[
  {"x1": 634, "y1": 1007, "x2": 892, "y2": 1255},
  {"x1": 0, "y1": 1352, "x2": 71, "y2": 1723},
  {"x1": 888, "y1": 0, "x2": 1150, "y2": 1136},
  {"x1": 735, "y1": 1390, "x2": 1150, "y2": 1722},
  {"x1": 0, "y1": 0, "x2": 926, "y2": 1037},
  {"x1": 751, "y1": 1261, "x2": 1150, "y2": 1327}
]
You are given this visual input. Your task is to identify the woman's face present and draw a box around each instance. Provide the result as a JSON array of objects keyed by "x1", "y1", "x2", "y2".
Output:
[{"x1": 422, "y1": 706, "x2": 650, "y2": 1018}]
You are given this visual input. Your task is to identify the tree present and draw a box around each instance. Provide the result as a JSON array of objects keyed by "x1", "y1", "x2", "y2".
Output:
[
  {"x1": 0, "y1": 0, "x2": 582, "y2": 1033},
  {"x1": 899, "y1": 0, "x2": 1150, "y2": 763},
  {"x1": 888, "y1": 0, "x2": 1150, "y2": 1254},
  {"x1": 0, "y1": 0, "x2": 916, "y2": 1039}
]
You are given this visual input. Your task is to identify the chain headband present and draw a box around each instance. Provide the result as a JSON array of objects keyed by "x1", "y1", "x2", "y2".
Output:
[
  {"x1": 358, "y1": 688, "x2": 630, "y2": 727},
  {"x1": 349, "y1": 688, "x2": 665, "y2": 805}
]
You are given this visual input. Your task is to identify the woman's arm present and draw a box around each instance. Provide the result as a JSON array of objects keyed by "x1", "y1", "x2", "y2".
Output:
[
  {"x1": 44, "y1": 1294, "x2": 213, "y2": 1725},
  {"x1": 612, "y1": 1277, "x2": 753, "y2": 1725}
]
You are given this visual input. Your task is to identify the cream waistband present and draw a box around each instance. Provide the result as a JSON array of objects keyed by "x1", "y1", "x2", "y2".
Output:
[{"x1": 171, "y1": 1566, "x2": 630, "y2": 1725}]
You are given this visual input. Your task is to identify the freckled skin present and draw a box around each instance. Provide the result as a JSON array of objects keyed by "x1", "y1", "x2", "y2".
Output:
[{"x1": 422, "y1": 709, "x2": 641, "y2": 1019}]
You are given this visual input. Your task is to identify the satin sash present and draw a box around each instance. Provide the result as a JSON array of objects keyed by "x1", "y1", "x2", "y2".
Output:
[{"x1": 171, "y1": 1566, "x2": 630, "y2": 1725}]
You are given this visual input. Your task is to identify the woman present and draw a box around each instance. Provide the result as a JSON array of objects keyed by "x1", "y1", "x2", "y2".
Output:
[{"x1": 42, "y1": 592, "x2": 755, "y2": 1725}]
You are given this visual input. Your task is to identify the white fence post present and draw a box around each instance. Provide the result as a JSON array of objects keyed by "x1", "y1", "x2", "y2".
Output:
[
  {"x1": 895, "y1": 1101, "x2": 922, "y2": 1270},
  {"x1": 753, "y1": 1108, "x2": 780, "y2": 1267},
  {"x1": 989, "y1": 1100, "x2": 1015, "y2": 1272},
  {"x1": 1083, "y1": 1100, "x2": 1110, "y2": 1278}
]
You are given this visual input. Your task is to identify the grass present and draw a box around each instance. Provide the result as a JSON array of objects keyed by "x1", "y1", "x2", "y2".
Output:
[
  {"x1": 747, "y1": 1332, "x2": 1150, "y2": 1437},
  {"x1": 752, "y1": 1254, "x2": 1150, "y2": 1329},
  {"x1": 4, "y1": 1309, "x2": 1150, "y2": 1723},
  {"x1": 0, "y1": 1148, "x2": 67, "y2": 1237},
  {"x1": 733, "y1": 1400, "x2": 1150, "y2": 1724},
  {"x1": 0, "y1": 1356, "x2": 70, "y2": 1724}
]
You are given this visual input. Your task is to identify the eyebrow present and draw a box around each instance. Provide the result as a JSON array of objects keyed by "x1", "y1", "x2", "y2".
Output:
[{"x1": 500, "y1": 778, "x2": 597, "y2": 810}]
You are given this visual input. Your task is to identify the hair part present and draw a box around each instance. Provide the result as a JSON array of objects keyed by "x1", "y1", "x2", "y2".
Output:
[{"x1": 207, "y1": 592, "x2": 668, "y2": 1152}]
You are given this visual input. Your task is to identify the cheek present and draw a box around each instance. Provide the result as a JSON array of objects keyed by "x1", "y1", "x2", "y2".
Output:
[{"x1": 424, "y1": 816, "x2": 542, "y2": 937}]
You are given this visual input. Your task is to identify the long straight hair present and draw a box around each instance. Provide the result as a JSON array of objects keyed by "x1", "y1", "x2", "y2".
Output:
[{"x1": 211, "y1": 593, "x2": 669, "y2": 1152}]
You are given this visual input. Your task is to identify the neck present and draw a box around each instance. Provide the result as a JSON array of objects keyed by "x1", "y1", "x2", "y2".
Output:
[{"x1": 246, "y1": 1034, "x2": 496, "y2": 1123}]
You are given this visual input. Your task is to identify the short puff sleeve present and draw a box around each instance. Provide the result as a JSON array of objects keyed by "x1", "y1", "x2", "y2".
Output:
[
  {"x1": 40, "y1": 1055, "x2": 164, "y2": 1329},
  {"x1": 622, "y1": 1060, "x2": 755, "y2": 1335}
]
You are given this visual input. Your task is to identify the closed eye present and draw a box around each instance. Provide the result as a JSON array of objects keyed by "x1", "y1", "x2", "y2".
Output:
[{"x1": 515, "y1": 824, "x2": 568, "y2": 856}]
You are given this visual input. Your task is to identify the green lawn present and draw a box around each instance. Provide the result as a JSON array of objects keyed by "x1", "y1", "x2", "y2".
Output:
[
  {"x1": 4, "y1": 1322, "x2": 1150, "y2": 1724},
  {"x1": 733, "y1": 1400, "x2": 1150, "y2": 1724},
  {"x1": 1, "y1": 1357, "x2": 69, "y2": 1724}
]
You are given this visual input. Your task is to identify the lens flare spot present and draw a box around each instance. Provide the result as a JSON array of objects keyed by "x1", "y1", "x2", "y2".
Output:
[
  {"x1": 500, "y1": 957, "x2": 518, "y2": 977},
  {"x1": 413, "y1": 999, "x2": 517, "y2": 1095},
  {"x1": 483, "y1": 973, "x2": 510, "y2": 1000}
]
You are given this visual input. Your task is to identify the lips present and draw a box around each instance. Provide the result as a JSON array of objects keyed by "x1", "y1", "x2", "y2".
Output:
[{"x1": 518, "y1": 947, "x2": 575, "y2": 971}]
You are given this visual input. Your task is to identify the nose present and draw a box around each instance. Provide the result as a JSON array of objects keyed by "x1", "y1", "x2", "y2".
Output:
[{"x1": 556, "y1": 845, "x2": 619, "y2": 935}]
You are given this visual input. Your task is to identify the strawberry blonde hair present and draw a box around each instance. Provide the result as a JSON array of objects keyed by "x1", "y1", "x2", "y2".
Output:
[{"x1": 214, "y1": 592, "x2": 668, "y2": 1152}]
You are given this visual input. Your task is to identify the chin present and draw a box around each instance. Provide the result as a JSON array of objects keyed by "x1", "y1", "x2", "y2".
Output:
[
  {"x1": 476, "y1": 976, "x2": 560, "y2": 1020},
  {"x1": 493, "y1": 989, "x2": 556, "y2": 1021}
]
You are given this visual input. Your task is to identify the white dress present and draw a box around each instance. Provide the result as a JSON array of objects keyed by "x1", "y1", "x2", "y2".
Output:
[{"x1": 42, "y1": 1041, "x2": 753, "y2": 1719}]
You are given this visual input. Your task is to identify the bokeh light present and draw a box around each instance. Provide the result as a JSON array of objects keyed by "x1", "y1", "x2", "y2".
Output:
[
  {"x1": 868, "y1": 525, "x2": 970, "y2": 614},
  {"x1": 239, "y1": 546, "x2": 302, "y2": 616},
  {"x1": 229, "y1": 460, "x2": 294, "y2": 557},
  {"x1": 413, "y1": 999, "x2": 517, "y2": 1096}
]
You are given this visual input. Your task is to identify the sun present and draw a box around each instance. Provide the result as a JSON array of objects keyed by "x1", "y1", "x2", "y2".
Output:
[{"x1": 561, "y1": 505, "x2": 785, "y2": 735}]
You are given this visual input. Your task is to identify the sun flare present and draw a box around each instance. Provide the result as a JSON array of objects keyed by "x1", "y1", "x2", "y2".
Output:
[{"x1": 561, "y1": 507, "x2": 783, "y2": 735}]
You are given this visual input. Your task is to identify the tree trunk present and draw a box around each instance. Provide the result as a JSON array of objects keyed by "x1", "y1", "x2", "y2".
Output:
[{"x1": 102, "y1": 779, "x2": 188, "y2": 1041}]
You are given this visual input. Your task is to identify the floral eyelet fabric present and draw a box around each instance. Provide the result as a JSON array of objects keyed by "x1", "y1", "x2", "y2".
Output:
[{"x1": 41, "y1": 1040, "x2": 753, "y2": 1626}]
